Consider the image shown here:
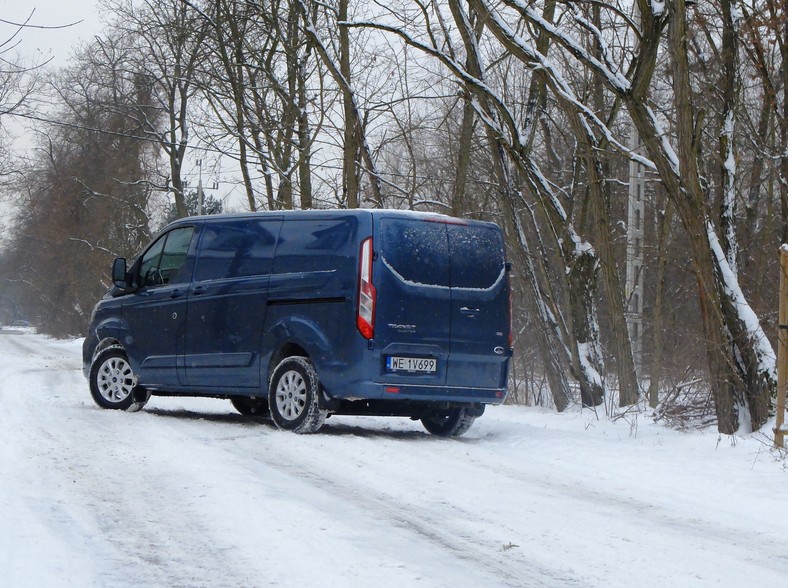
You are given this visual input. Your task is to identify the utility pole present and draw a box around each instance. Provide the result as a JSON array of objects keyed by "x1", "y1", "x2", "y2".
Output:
[
  {"x1": 196, "y1": 158, "x2": 204, "y2": 216},
  {"x1": 625, "y1": 3, "x2": 645, "y2": 376}
]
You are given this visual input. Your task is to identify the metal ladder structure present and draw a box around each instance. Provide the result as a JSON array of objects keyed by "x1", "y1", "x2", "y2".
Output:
[{"x1": 775, "y1": 245, "x2": 788, "y2": 448}]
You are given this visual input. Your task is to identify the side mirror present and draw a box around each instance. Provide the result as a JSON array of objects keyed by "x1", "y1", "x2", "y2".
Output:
[{"x1": 112, "y1": 258, "x2": 128, "y2": 288}]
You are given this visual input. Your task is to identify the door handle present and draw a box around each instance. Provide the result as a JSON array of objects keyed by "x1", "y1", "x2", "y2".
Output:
[
  {"x1": 170, "y1": 289, "x2": 184, "y2": 299},
  {"x1": 460, "y1": 306, "x2": 480, "y2": 316},
  {"x1": 192, "y1": 286, "x2": 207, "y2": 296}
]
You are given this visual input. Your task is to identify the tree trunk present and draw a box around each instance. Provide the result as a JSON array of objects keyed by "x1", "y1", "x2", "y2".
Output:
[
  {"x1": 648, "y1": 197, "x2": 673, "y2": 408},
  {"x1": 297, "y1": 55, "x2": 313, "y2": 209},
  {"x1": 339, "y1": 0, "x2": 359, "y2": 208},
  {"x1": 299, "y1": 0, "x2": 382, "y2": 206},
  {"x1": 213, "y1": 0, "x2": 256, "y2": 211},
  {"x1": 743, "y1": 97, "x2": 770, "y2": 250},
  {"x1": 451, "y1": 97, "x2": 475, "y2": 217},
  {"x1": 782, "y1": 8, "x2": 788, "y2": 244},
  {"x1": 507, "y1": 197, "x2": 573, "y2": 411},
  {"x1": 718, "y1": 0, "x2": 740, "y2": 275},
  {"x1": 448, "y1": 0, "x2": 574, "y2": 409},
  {"x1": 565, "y1": 242, "x2": 605, "y2": 407},
  {"x1": 589, "y1": 3, "x2": 639, "y2": 406}
]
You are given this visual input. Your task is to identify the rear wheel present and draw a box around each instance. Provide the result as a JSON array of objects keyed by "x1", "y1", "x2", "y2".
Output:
[
  {"x1": 268, "y1": 357, "x2": 327, "y2": 434},
  {"x1": 421, "y1": 408, "x2": 476, "y2": 437},
  {"x1": 230, "y1": 396, "x2": 270, "y2": 417},
  {"x1": 89, "y1": 348, "x2": 150, "y2": 412}
]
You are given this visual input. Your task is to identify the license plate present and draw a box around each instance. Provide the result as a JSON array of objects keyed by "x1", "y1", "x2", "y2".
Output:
[{"x1": 386, "y1": 356, "x2": 437, "y2": 373}]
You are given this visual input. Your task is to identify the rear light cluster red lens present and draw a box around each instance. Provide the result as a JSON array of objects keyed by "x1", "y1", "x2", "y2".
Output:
[{"x1": 356, "y1": 237, "x2": 376, "y2": 339}]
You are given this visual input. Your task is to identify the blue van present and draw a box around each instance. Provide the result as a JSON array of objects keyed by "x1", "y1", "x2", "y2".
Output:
[{"x1": 83, "y1": 210, "x2": 511, "y2": 435}]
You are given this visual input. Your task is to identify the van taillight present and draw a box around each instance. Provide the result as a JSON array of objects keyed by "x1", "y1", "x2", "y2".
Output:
[{"x1": 357, "y1": 237, "x2": 376, "y2": 340}]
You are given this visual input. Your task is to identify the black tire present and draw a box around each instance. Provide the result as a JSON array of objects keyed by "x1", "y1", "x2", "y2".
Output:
[
  {"x1": 421, "y1": 408, "x2": 477, "y2": 437},
  {"x1": 89, "y1": 348, "x2": 150, "y2": 412},
  {"x1": 268, "y1": 356, "x2": 327, "y2": 434},
  {"x1": 230, "y1": 396, "x2": 270, "y2": 417}
]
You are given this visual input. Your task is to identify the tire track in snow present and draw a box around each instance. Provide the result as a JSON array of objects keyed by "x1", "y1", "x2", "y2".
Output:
[
  {"x1": 445, "y1": 437, "x2": 788, "y2": 577},
  {"x1": 0, "y1": 334, "x2": 271, "y2": 587},
  {"x1": 4, "y1": 331, "x2": 785, "y2": 587},
  {"x1": 217, "y1": 429, "x2": 586, "y2": 588}
]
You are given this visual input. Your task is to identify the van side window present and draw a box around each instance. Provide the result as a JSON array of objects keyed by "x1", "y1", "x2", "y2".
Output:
[
  {"x1": 194, "y1": 219, "x2": 281, "y2": 281},
  {"x1": 273, "y1": 217, "x2": 356, "y2": 273},
  {"x1": 139, "y1": 226, "x2": 195, "y2": 287}
]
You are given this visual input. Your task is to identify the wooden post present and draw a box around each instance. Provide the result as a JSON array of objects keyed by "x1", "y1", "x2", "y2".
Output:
[{"x1": 775, "y1": 245, "x2": 788, "y2": 448}]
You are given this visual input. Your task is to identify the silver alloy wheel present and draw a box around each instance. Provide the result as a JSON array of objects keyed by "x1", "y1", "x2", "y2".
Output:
[
  {"x1": 96, "y1": 356, "x2": 136, "y2": 403},
  {"x1": 274, "y1": 369, "x2": 307, "y2": 421}
]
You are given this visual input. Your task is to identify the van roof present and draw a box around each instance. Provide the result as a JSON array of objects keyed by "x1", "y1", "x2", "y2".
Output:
[{"x1": 164, "y1": 208, "x2": 500, "y2": 230}]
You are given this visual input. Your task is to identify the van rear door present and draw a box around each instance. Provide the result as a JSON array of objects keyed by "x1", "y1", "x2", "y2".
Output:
[
  {"x1": 376, "y1": 217, "x2": 452, "y2": 386},
  {"x1": 445, "y1": 222, "x2": 509, "y2": 389},
  {"x1": 375, "y1": 216, "x2": 509, "y2": 391}
]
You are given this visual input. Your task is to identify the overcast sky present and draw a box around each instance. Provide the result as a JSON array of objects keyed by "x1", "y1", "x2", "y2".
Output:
[
  {"x1": 0, "y1": 2, "x2": 258, "y2": 215},
  {"x1": 1, "y1": 1, "x2": 102, "y2": 67},
  {"x1": 0, "y1": 2, "x2": 102, "y2": 232}
]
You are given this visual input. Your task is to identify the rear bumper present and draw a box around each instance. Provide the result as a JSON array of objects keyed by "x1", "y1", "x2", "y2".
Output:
[
  {"x1": 324, "y1": 397, "x2": 488, "y2": 418},
  {"x1": 338, "y1": 380, "x2": 508, "y2": 404}
]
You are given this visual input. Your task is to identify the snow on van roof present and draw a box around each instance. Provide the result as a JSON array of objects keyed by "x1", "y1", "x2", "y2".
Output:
[{"x1": 170, "y1": 208, "x2": 497, "y2": 226}]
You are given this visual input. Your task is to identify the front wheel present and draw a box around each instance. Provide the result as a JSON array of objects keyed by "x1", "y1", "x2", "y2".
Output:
[
  {"x1": 89, "y1": 348, "x2": 150, "y2": 412},
  {"x1": 421, "y1": 408, "x2": 477, "y2": 437},
  {"x1": 268, "y1": 357, "x2": 327, "y2": 434}
]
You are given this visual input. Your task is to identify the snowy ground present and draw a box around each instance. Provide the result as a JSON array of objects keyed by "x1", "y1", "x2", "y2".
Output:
[{"x1": 0, "y1": 329, "x2": 786, "y2": 587}]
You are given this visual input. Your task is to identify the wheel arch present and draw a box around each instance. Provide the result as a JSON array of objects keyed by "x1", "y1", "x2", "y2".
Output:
[
  {"x1": 262, "y1": 316, "x2": 334, "y2": 384},
  {"x1": 267, "y1": 341, "x2": 310, "y2": 384},
  {"x1": 90, "y1": 337, "x2": 147, "y2": 379},
  {"x1": 92, "y1": 337, "x2": 124, "y2": 364}
]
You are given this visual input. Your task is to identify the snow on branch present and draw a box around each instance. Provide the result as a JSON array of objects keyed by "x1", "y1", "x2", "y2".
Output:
[
  {"x1": 706, "y1": 221, "x2": 776, "y2": 377},
  {"x1": 69, "y1": 238, "x2": 119, "y2": 258},
  {"x1": 343, "y1": 19, "x2": 521, "y2": 149},
  {"x1": 566, "y1": 2, "x2": 625, "y2": 84},
  {"x1": 468, "y1": 1, "x2": 656, "y2": 172},
  {"x1": 644, "y1": 105, "x2": 680, "y2": 175},
  {"x1": 498, "y1": 0, "x2": 631, "y2": 93},
  {"x1": 347, "y1": 12, "x2": 645, "y2": 236}
]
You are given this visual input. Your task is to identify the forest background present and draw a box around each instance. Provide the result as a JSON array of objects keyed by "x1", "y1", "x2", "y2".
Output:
[{"x1": 0, "y1": 0, "x2": 785, "y2": 436}]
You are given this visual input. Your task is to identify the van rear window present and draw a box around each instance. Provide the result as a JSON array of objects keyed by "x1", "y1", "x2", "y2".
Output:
[
  {"x1": 380, "y1": 219, "x2": 450, "y2": 287},
  {"x1": 448, "y1": 224, "x2": 505, "y2": 289},
  {"x1": 381, "y1": 218, "x2": 504, "y2": 289}
]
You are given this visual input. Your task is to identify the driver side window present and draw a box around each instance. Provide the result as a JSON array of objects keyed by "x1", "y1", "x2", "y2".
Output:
[{"x1": 139, "y1": 227, "x2": 195, "y2": 288}]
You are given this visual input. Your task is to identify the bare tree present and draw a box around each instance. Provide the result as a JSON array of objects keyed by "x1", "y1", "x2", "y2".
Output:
[
  {"x1": 103, "y1": 0, "x2": 209, "y2": 219},
  {"x1": 471, "y1": 0, "x2": 774, "y2": 432},
  {"x1": 298, "y1": 0, "x2": 383, "y2": 207},
  {"x1": 1, "y1": 36, "x2": 157, "y2": 336}
]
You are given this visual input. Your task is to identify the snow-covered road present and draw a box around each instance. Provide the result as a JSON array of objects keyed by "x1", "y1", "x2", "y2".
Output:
[{"x1": 0, "y1": 329, "x2": 785, "y2": 587}]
